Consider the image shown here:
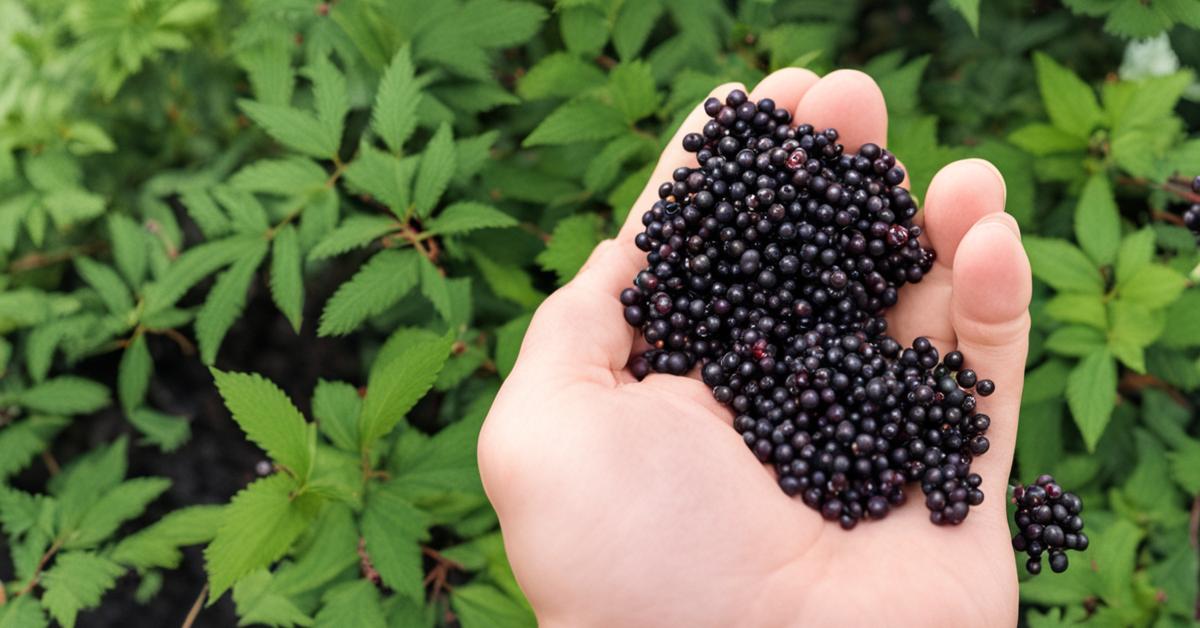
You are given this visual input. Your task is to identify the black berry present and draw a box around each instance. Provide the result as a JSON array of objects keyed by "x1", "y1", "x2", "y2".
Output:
[{"x1": 1012, "y1": 475, "x2": 1086, "y2": 575}]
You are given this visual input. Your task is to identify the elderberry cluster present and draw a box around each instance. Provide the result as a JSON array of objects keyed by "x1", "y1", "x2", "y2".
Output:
[
  {"x1": 1184, "y1": 175, "x2": 1200, "y2": 236},
  {"x1": 621, "y1": 89, "x2": 997, "y2": 529},
  {"x1": 1011, "y1": 475, "x2": 1087, "y2": 575}
]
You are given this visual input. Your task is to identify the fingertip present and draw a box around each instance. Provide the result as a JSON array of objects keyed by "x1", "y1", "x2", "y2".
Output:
[
  {"x1": 923, "y1": 159, "x2": 1009, "y2": 264},
  {"x1": 952, "y1": 220, "x2": 1032, "y2": 327},
  {"x1": 794, "y1": 70, "x2": 887, "y2": 152},
  {"x1": 749, "y1": 67, "x2": 821, "y2": 114}
]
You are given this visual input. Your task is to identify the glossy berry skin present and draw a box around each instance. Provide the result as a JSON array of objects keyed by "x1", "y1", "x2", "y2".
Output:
[
  {"x1": 1011, "y1": 475, "x2": 1086, "y2": 575},
  {"x1": 621, "y1": 90, "x2": 997, "y2": 529}
]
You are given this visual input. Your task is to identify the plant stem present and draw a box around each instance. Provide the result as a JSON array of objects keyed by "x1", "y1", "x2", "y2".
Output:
[
  {"x1": 15, "y1": 538, "x2": 64, "y2": 597},
  {"x1": 180, "y1": 584, "x2": 208, "y2": 628},
  {"x1": 7, "y1": 241, "x2": 107, "y2": 273}
]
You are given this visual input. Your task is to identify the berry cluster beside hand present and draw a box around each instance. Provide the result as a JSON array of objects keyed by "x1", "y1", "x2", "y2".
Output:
[{"x1": 479, "y1": 68, "x2": 1032, "y2": 627}]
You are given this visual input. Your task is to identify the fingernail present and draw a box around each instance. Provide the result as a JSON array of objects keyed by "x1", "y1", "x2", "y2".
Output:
[{"x1": 973, "y1": 212, "x2": 1021, "y2": 240}]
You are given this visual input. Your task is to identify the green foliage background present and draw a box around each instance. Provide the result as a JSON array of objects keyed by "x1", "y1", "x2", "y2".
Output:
[{"x1": 1, "y1": 0, "x2": 1199, "y2": 625}]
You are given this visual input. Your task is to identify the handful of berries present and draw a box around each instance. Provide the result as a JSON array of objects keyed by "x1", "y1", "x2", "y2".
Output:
[
  {"x1": 1011, "y1": 475, "x2": 1088, "y2": 575},
  {"x1": 621, "y1": 89, "x2": 997, "y2": 529}
]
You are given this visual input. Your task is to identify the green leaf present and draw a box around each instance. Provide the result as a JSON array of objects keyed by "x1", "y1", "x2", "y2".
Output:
[
  {"x1": 360, "y1": 483, "x2": 430, "y2": 601},
  {"x1": 318, "y1": 249, "x2": 421, "y2": 336},
  {"x1": 232, "y1": 570, "x2": 314, "y2": 627},
  {"x1": 270, "y1": 225, "x2": 304, "y2": 332},
  {"x1": 108, "y1": 214, "x2": 148, "y2": 286},
  {"x1": 0, "y1": 595, "x2": 47, "y2": 628},
  {"x1": 471, "y1": 251, "x2": 545, "y2": 308},
  {"x1": 178, "y1": 188, "x2": 231, "y2": 239},
  {"x1": 391, "y1": 409, "x2": 485, "y2": 495},
  {"x1": 1045, "y1": 325, "x2": 1106, "y2": 357},
  {"x1": 299, "y1": 187, "x2": 340, "y2": 251},
  {"x1": 451, "y1": 584, "x2": 535, "y2": 628},
  {"x1": 306, "y1": 55, "x2": 349, "y2": 149},
  {"x1": 1114, "y1": 227, "x2": 1156, "y2": 284},
  {"x1": 560, "y1": 5, "x2": 608, "y2": 56},
  {"x1": 315, "y1": 580, "x2": 386, "y2": 628},
  {"x1": 0, "y1": 417, "x2": 68, "y2": 479},
  {"x1": 1074, "y1": 174, "x2": 1121, "y2": 266},
  {"x1": 372, "y1": 46, "x2": 422, "y2": 154},
  {"x1": 41, "y1": 552, "x2": 125, "y2": 628},
  {"x1": 143, "y1": 236, "x2": 265, "y2": 315},
  {"x1": 211, "y1": 369, "x2": 314, "y2": 480},
  {"x1": 308, "y1": 214, "x2": 400, "y2": 261},
  {"x1": 240, "y1": 100, "x2": 338, "y2": 159},
  {"x1": 536, "y1": 213, "x2": 604, "y2": 285},
  {"x1": 1160, "y1": 289, "x2": 1200, "y2": 348},
  {"x1": 414, "y1": 123, "x2": 457, "y2": 216},
  {"x1": 128, "y1": 408, "x2": 191, "y2": 452},
  {"x1": 211, "y1": 185, "x2": 270, "y2": 234},
  {"x1": 460, "y1": 0, "x2": 548, "y2": 48},
  {"x1": 15, "y1": 377, "x2": 109, "y2": 415},
  {"x1": 67, "y1": 477, "x2": 172, "y2": 549},
  {"x1": 1032, "y1": 52, "x2": 1103, "y2": 139},
  {"x1": 495, "y1": 313, "x2": 533, "y2": 378},
  {"x1": 613, "y1": 0, "x2": 663, "y2": 60},
  {"x1": 203, "y1": 474, "x2": 321, "y2": 602},
  {"x1": 343, "y1": 145, "x2": 418, "y2": 216},
  {"x1": 607, "y1": 61, "x2": 661, "y2": 122},
  {"x1": 1067, "y1": 349, "x2": 1118, "y2": 451},
  {"x1": 584, "y1": 134, "x2": 652, "y2": 192},
  {"x1": 1023, "y1": 236, "x2": 1104, "y2": 294},
  {"x1": 118, "y1": 333, "x2": 152, "y2": 413},
  {"x1": 236, "y1": 41, "x2": 294, "y2": 106},
  {"x1": 426, "y1": 202, "x2": 516, "y2": 236},
  {"x1": 312, "y1": 380, "x2": 362, "y2": 453},
  {"x1": 517, "y1": 53, "x2": 607, "y2": 100},
  {"x1": 230, "y1": 158, "x2": 327, "y2": 197},
  {"x1": 1117, "y1": 263, "x2": 1187, "y2": 310},
  {"x1": 195, "y1": 240, "x2": 268, "y2": 364},
  {"x1": 1007, "y1": 123, "x2": 1089, "y2": 156},
  {"x1": 419, "y1": 257, "x2": 453, "y2": 320},
  {"x1": 523, "y1": 100, "x2": 628, "y2": 147},
  {"x1": 74, "y1": 257, "x2": 133, "y2": 315},
  {"x1": 947, "y1": 0, "x2": 981, "y2": 34},
  {"x1": 359, "y1": 331, "x2": 454, "y2": 446},
  {"x1": 272, "y1": 504, "x2": 358, "y2": 595}
]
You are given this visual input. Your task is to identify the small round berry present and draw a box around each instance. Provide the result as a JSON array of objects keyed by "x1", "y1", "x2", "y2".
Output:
[
  {"x1": 1026, "y1": 557, "x2": 1042, "y2": 575},
  {"x1": 975, "y1": 379, "x2": 995, "y2": 396},
  {"x1": 1049, "y1": 551, "x2": 1069, "y2": 573}
]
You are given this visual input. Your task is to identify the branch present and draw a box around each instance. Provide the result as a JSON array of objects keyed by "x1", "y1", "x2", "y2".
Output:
[
  {"x1": 14, "y1": 538, "x2": 64, "y2": 598},
  {"x1": 180, "y1": 584, "x2": 208, "y2": 628}
]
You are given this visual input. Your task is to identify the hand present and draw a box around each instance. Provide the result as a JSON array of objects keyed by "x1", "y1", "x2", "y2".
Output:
[{"x1": 478, "y1": 68, "x2": 1032, "y2": 627}]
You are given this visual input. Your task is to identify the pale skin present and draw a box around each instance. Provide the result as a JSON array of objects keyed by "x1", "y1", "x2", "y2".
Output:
[{"x1": 478, "y1": 68, "x2": 1033, "y2": 627}]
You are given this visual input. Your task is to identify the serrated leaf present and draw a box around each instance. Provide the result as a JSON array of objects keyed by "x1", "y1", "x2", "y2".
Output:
[
  {"x1": 240, "y1": 100, "x2": 338, "y2": 159},
  {"x1": 1007, "y1": 123, "x2": 1089, "y2": 156},
  {"x1": 318, "y1": 249, "x2": 420, "y2": 336},
  {"x1": 232, "y1": 569, "x2": 314, "y2": 627},
  {"x1": 0, "y1": 595, "x2": 47, "y2": 628},
  {"x1": 128, "y1": 408, "x2": 190, "y2": 452},
  {"x1": 392, "y1": 410, "x2": 485, "y2": 495},
  {"x1": 343, "y1": 145, "x2": 417, "y2": 215},
  {"x1": 426, "y1": 202, "x2": 516, "y2": 236},
  {"x1": 315, "y1": 580, "x2": 386, "y2": 628},
  {"x1": 118, "y1": 333, "x2": 152, "y2": 413},
  {"x1": 312, "y1": 380, "x2": 361, "y2": 453},
  {"x1": 1045, "y1": 325, "x2": 1106, "y2": 357},
  {"x1": 460, "y1": 0, "x2": 548, "y2": 48},
  {"x1": 178, "y1": 187, "x2": 231, "y2": 238},
  {"x1": 373, "y1": 46, "x2": 422, "y2": 154},
  {"x1": 523, "y1": 100, "x2": 628, "y2": 147},
  {"x1": 237, "y1": 41, "x2": 294, "y2": 107},
  {"x1": 308, "y1": 214, "x2": 400, "y2": 261},
  {"x1": 1117, "y1": 263, "x2": 1187, "y2": 309},
  {"x1": 453, "y1": 131, "x2": 500, "y2": 184},
  {"x1": 1067, "y1": 349, "x2": 1118, "y2": 451},
  {"x1": 495, "y1": 313, "x2": 533, "y2": 378},
  {"x1": 536, "y1": 213, "x2": 603, "y2": 284},
  {"x1": 561, "y1": 5, "x2": 608, "y2": 56},
  {"x1": 451, "y1": 584, "x2": 535, "y2": 628},
  {"x1": 16, "y1": 377, "x2": 109, "y2": 415},
  {"x1": 204, "y1": 474, "x2": 321, "y2": 602},
  {"x1": 41, "y1": 552, "x2": 125, "y2": 628},
  {"x1": 1114, "y1": 227, "x2": 1156, "y2": 284},
  {"x1": 469, "y1": 251, "x2": 545, "y2": 308},
  {"x1": 414, "y1": 123, "x2": 456, "y2": 216},
  {"x1": 143, "y1": 236, "x2": 265, "y2": 315},
  {"x1": 272, "y1": 504, "x2": 358, "y2": 595},
  {"x1": 1160, "y1": 290, "x2": 1200, "y2": 348},
  {"x1": 211, "y1": 184, "x2": 270, "y2": 234},
  {"x1": 613, "y1": 0, "x2": 663, "y2": 60},
  {"x1": 67, "y1": 477, "x2": 172, "y2": 549},
  {"x1": 359, "y1": 331, "x2": 454, "y2": 446},
  {"x1": 0, "y1": 417, "x2": 68, "y2": 479},
  {"x1": 1023, "y1": 236, "x2": 1104, "y2": 294},
  {"x1": 1032, "y1": 52, "x2": 1103, "y2": 139},
  {"x1": 607, "y1": 62, "x2": 661, "y2": 122},
  {"x1": 74, "y1": 257, "x2": 133, "y2": 315},
  {"x1": 298, "y1": 187, "x2": 340, "y2": 251},
  {"x1": 270, "y1": 225, "x2": 304, "y2": 332},
  {"x1": 1074, "y1": 174, "x2": 1121, "y2": 266},
  {"x1": 24, "y1": 316, "x2": 90, "y2": 382},
  {"x1": 230, "y1": 158, "x2": 328, "y2": 197},
  {"x1": 517, "y1": 53, "x2": 607, "y2": 100},
  {"x1": 195, "y1": 240, "x2": 268, "y2": 364},
  {"x1": 360, "y1": 483, "x2": 430, "y2": 601},
  {"x1": 211, "y1": 369, "x2": 314, "y2": 480},
  {"x1": 306, "y1": 55, "x2": 349, "y2": 148},
  {"x1": 108, "y1": 214, "x2": 148, "y2": 286},
  {"x1": 419, "y1": 257, "x2": 452, "y2": 320}
]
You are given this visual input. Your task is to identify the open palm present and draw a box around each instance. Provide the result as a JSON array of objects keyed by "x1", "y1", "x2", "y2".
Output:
[{"x1": 479, "y1": 68, "x2": 1032, "y2": 627}]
